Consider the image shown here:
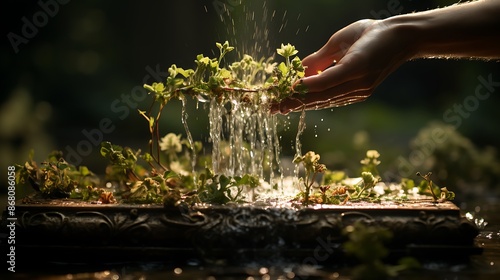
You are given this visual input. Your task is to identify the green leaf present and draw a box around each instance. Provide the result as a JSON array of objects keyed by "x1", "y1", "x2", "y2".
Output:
[
  {"x1": 100, "y1": 142, "x2": 111, "y2": 157},
  {"x1": 143, "y1": 84, "x2": 155, "y2": 92},
  {"x1": 218, "y1": 175, "x2": 230, "y2": 189},
  {"x1": 163, "y1": 170, "x2": 179, "y2": 180},
  {"x1": 152, "y1": 82, "x2": 165, "y2": 93},
  {"x1": 142, "y1": 152, "x2": 153, "y2": 163},
  {"x1": 137, "y1": 110, "x2": 147, "y2": 118},
  {"x1": 277, "y1": 43, "x2": 298, "y2": 58},
  {"x1": 177, "y1": 68, "x2": 194, "y2": 78},
  {"x1": 218, "y1": 68, "x2": 232, "y2": 79},
  {"x1": 79, "y1": 166, "x2": 90, "y2": 176},
  {"x1": 278, "y1": 62, "x2": 288, "y2": 76}
]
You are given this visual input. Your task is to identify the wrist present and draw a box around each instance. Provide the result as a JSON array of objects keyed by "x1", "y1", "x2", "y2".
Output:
[
  {"x1": 382, "y1": 0, "x2": 500, "y2": 59},
  {"x1": 380, "y1": 14, "x2": 423, "y2": 61}
]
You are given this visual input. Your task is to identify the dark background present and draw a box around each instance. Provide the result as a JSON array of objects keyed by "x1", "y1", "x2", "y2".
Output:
[{"x1": 2, "y1": 0, "x2": 499, "y2": 197}]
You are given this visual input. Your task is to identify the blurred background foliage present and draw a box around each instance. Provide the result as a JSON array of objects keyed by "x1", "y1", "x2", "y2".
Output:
[{"x1": 1, "y1": 0, "x2": 500, "y2": 199}]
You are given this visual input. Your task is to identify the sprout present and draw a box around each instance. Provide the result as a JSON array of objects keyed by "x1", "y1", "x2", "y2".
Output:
[
  {"x1": 361, "y1": 149, "x2": 381, "y2": 178},
  {"x1": 277, "y1": 43, "x2": 298, "y2": 58}
]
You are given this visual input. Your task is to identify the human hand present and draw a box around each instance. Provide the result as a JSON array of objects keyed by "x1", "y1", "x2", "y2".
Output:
[{"x1": 270, "y1": 19, "x2": 414, "y2": 114}]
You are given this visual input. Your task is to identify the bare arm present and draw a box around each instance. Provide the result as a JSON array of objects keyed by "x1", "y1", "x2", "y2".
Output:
[{"x1": 270, "y1": 0, "x2": 500, "y2": 114}]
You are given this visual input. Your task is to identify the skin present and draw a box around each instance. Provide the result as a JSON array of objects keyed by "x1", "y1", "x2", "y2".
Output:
[{"x1": 270, "y1": 0, "x2": 500, "y2": 115}]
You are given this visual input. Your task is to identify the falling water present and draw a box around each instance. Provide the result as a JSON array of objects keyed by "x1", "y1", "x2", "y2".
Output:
[
  {"x1": 208, "y1": 91, "x2": 283, "y2": 186},
  {"x1": 294, "y1": 109, "x2": 307, "y2": 177},
  {"x1": 181, "y1": 97, "x2": 196, "y2": 184},
  {"x1": 201, "y1": 0, "x2": 307, "y2": 194}
]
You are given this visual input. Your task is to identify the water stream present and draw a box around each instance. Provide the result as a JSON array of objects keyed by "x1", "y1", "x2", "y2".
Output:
[
  {"x1": 192, "y1": 0, "x2": 306, "y2": 195},
  {"x1": 207, "y1": 92, "x2": 288, "y2": 187}
]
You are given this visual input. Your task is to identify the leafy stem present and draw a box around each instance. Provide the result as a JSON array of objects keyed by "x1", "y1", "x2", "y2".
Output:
[
  {"x1": 416, "y1": 171, "x2": 455, "y2": 202},
  {"x1": 356, "y1": 172, "x2": 379, "y2": 199},
  {"x1": 293, "y1": 151, "x2": 326, "y2": 205},
  {"x1": 416, "y1": 172, "x2": 438, "y2": 201}
]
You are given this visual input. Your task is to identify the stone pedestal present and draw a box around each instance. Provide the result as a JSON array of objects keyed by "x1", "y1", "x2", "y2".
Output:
[{"x1": 1, "y1": 198, "x2": 481, "y2": 267}]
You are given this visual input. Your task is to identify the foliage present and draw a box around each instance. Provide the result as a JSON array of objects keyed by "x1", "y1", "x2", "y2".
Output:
[
  {"x1": 360, "y1": 150, "x2": 381, "y2": 179},
  {"x1": 16, "y1": 151, "x2": 100, "y2": 199},
  {"x1": 15, "y1": 43, "x2": 458, "y2": 207},
  {"x1": 197, "y1": 168, "x2": 260, "y2": 204},
  {"x1": 100, "y1": 141, "x2": 145, "y2": 183},
  {"x1": 142, "y1": 41, "x2": 305, "y2": 107},
  {"x1": 416, "y1": 172, "x2": 455, "y2": 202},
  {"x1": 121, "y1": 171, "x2": 180, "y2": 204},
  {"x1": 410, "y1": 121, "x2": 500, "y2": 194},
  {"x1": 70, "y1": 186, "x2": 116, "y2": 204},
  {"x1": 322, "y1": 170, "x2": 347, "y2": 185},
  {"x1": 293, "y1": 151, "x2": 327, "y2": 205},
  {"x1": 294, "y1": 150, "x2": 383, "y2": 205},
  {"x1": 356, "y1": 171, "x2": 380, "y2": 199},
  {"x1": 343, "y1": 222, "x2": 420, "y2": 280},
  {"x1": 293, "y1": 149, "x2": 456, "y2": 206}
]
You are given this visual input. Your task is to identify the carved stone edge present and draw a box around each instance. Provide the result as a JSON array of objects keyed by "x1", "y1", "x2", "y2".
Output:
[{"x1": 0, "y1": 201, "x2": 481, "y2": 263}]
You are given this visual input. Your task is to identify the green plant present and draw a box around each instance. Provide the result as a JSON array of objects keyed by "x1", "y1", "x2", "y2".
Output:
[
  {"x1": 292, "y1": 150, "x2": 459, "y2": 206},
  {"x1": 360, "y1": 150, "x2": 381, "y2": 179},
  {"x1": 99, "y1": 141, "x2": 144, "y2": 183},
  {"x1": 293, "y1": 151, "x2": 327, "y2": 205},
  {"x1": 410, "y1": 121, "x2": 500, "y2": 193},
  {"x1": 416, "y1": 172, "x2": 455, "y2": 202},
  {"x1": 14, "y1": 42, "x2": 458, "y2": 207},
  {"x1": 141, "y1": 41, "x2": 305, "y2": 109},
  {"x1": 16, "y1": 151, "x2": 99, "y2": 198},
  {"x1": 343, "y1": 222, "x2": 420, "y2": 280},
  {"x1": 122, "y1": 172, "x2": 180, "y2": 204},
  {"x1": 140, "y1": 41, "x2": 305, "y2": 175},
  {"x1": 355, "y1": 171, "x2": 380, "y2": 199},
  {"x1": 197, "y1": 168, "x2": 260, "y2": 204}
]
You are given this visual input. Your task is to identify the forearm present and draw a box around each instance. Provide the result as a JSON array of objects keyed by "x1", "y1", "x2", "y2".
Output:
[{"x1": 384, "y1": 0, "x2": 500, "y2": 60}]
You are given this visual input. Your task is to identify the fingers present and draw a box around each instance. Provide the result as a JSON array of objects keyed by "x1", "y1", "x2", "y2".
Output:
[
  {"x1": 270, "y1": 79, "x2": 373, "y2": 114},
  {"x1": 300, "y1": 62, "x2": 358, "y2": 93},
  {"x1": 302, "y1": 20, "x2": 374, "y2": 77},
  {"x1": 270, "y1": 20, "x2": 380, "y2": 115},
  {"x1": 302, "y1": 94, "x2": 369, "y2": 111},
  {"x1": 269, "y1": 97, "x2": 306, "y2": 115},
  {"x1": 301, "y1": 34, "x2": 347, "y2": 77},
  {"x1": 270, "y1": 92, "x2": 369, "y2": 115}
]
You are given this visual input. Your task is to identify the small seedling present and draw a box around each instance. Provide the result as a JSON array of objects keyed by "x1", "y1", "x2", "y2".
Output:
[
  {"x1": 416, "y1": 172, "x2": 455, "y2": 202},
  {"x1": 293, "y1": 151, "x2": 327, "y2": 205}
]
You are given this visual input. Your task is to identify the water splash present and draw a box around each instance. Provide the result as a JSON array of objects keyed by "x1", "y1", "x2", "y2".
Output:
[
  {"x1": 208, "y1": 92, "x2": 282, "y2": 185},
  {"x1": 465, "y1": 212, "x2": 489, "y2": 229}
]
